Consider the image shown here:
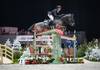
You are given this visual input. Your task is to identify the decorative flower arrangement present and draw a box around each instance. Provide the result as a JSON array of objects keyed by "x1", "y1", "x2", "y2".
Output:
[
  {"x1": 84, "y1": 39, "x2": 100, "y2": 61},
  {"x1": 85, "y1": 47, "x2": 100, "y2": 61}
]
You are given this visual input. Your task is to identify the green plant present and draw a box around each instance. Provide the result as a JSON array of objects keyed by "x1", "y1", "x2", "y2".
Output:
[
  {"x1": 13, "y1": 51, "x2": 22, "y2": 64},
  {"x1": 77, "y1": 42, "x2": 88, "y2": 57}
]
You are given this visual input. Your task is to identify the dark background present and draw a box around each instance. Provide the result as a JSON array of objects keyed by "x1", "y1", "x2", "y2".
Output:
[{"x1": 0, "y1": 0, "x2": 100, "y2": 41}]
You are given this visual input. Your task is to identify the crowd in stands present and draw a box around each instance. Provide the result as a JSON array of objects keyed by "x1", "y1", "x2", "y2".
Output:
[
  {"x1": 0, "y1": 27, "x2": 32, "y2": 35},
  {"x1": 17, "y1": 29, "x2": 32, "y2": 35}
]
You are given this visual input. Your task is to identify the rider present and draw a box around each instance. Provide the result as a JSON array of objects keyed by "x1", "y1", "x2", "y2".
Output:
[{"x1": 48, "y1": 5, "x2": 63, "y2": 21}]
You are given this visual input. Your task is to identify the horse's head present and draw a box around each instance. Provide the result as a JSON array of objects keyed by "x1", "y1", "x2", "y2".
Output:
[
  {"x1": 34, "y1": 22, "x2": 44, "y2": 33},
  {"x1": 34, "y1": 21, "x2": 50, "y2": 33},
  {"x1": 28, "y1": 20, "x2": 50, "y2": 33}
]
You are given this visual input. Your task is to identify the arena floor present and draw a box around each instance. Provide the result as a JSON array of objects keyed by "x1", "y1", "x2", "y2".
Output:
[{"x1": 0, "y1": 62, "x2": 100, "y2": 70}]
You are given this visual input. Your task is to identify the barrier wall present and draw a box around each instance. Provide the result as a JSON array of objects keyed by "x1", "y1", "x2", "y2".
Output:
[{"x1": 0, "y1": 44, "x2": 13, "y2": 64}]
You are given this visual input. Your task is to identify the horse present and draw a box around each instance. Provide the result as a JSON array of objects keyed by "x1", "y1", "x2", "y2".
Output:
[
  {"x1": 28, "y1": 13, "x2": 75, "y2": 33},
  {"x1": 60, "y1": 13, "x2": 75, "y2": 27}
]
